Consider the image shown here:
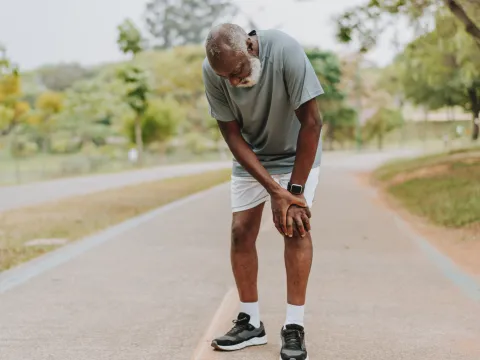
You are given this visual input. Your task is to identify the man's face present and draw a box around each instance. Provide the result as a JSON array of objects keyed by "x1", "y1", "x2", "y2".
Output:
[{"x1": 212, "y1": 50, "x2": 262, "y2": 88}]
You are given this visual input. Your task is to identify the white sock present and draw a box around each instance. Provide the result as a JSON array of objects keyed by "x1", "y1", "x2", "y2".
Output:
[
  {"x1": 240, "y1": 301, "x2": 260, "y2": 328},
  {"x1": 284, "y1": 304, "x2": 305, "y2": 328}
]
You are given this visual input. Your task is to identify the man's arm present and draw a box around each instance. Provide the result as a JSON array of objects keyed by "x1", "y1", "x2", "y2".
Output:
[
  {"x1": 281, "y1": 36, "x2": 324, "y2": 195},
  {"x1": 289, "y1": 99, "x2": 323, "y2": 187},
  {"x1": 217, "y1": 120, "x2": 307, "y2": 236},
  {"x1": 217, "y1": 120, "x2": 282, "y2": 195}
]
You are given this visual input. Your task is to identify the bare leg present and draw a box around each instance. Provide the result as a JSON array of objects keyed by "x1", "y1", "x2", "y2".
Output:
[
  {"x1": 231, "y1": 202, "x2": 265, "y2": 302},
  {"x1": 284, "y1": 231, "x2": 313, "y2": 305}
]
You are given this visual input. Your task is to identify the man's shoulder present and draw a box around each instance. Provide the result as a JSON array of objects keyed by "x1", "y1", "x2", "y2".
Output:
[
  {"x1": 202, "y1": 57, "x2": 221, "y2": 83},
  {"x1": 260, "y1": 29, "x2": 303, "y2": 52},
  {"x1": 202, "y1": 57, "x2": 214, "y2": 74}
]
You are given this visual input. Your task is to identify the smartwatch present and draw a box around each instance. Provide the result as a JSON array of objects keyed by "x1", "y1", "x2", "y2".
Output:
[{"x1": 287, "y1": 182, "x2": 304, "y2": 195}]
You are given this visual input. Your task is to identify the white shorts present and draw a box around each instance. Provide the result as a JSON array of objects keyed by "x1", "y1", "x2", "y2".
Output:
[{"x1": 230, "y1": 166, "x2": 321, "y2": 213}]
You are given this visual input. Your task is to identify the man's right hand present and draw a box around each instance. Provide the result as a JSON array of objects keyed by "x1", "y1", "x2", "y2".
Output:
[{"x1": 270, "y1": 188, "x2": 307, "y2": 237}]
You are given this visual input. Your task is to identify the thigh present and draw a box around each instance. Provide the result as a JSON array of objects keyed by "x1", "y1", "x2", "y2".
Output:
[
  {"x1": 231, "y1": 201, "x2": 265, "y2": 240},
  {"x1": 230, "y1": 175, "x2": 269, "y2": 213}
]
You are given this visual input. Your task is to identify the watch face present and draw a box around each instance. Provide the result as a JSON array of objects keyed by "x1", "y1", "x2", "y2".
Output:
[{"x1": 291, "y1": 184, "x2": 303, "y2": 194}]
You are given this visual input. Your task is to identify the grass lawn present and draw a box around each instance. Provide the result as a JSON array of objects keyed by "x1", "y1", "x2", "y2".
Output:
[
  {"x1": 373, "y1": 146, "x2": 480, "y2": 228},
  {"x1": 0, "y1": 168, "x2": 231, "y2": 271}
]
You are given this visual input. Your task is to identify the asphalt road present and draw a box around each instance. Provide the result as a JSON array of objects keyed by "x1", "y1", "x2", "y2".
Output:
[
  {"x1": 0, "y1": 149, "x2": 419, "y2": 213},
  {"x1": 1, "y1": 148, "x2": 479, "y2": 360}
]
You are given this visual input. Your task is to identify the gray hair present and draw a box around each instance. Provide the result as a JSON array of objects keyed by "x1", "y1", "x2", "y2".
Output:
[{"x1": 205, "y1": 23, "x2": 248, "y2": 59}]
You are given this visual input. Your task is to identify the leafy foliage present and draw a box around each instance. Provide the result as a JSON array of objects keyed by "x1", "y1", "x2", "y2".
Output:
[
  {"x1": 305, "y1": 49, "x2": 357, "y2": 148},
  {"x1": 334, "y1": 0, "x2": 480, "y2": 52},
  {"x1": 144, "y1": 0, "x2": 237, "y2": 49},
  {"x1": 125, "y1": 97, "x2": 182, "y2": 146},
  {"x1": 117, "y1": 19, "x2": 145, "y2": 56},
  {"x1": 363, "y1": 107, "x2": 404, "y2": 149},
  {"x1": 394, "y1": 10, "x2": 480, "y2": 138},
  {"x1": 0, "y1": 48, "x2": 25, "y2": 136},
  {"x1": 36, "y1": 63, "x2": 95, "y2": 92}
]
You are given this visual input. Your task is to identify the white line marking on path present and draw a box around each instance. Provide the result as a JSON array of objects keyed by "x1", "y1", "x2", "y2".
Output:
[
  {"x1": 0, "y1": 183, "x2": 230, "y2": 294},
  {"x1": 191, "y1": 287, "x2": 239, "y2": 360}
]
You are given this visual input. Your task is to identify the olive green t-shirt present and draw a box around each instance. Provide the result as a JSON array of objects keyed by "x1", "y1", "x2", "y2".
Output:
[{"x1": 202, "y1": 29, "x2": 324, "y2": 177}]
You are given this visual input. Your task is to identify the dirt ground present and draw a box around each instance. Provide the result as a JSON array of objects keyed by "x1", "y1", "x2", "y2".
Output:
[{"x1": 356, "y1": 171, "x2": 480, "y2": 279}]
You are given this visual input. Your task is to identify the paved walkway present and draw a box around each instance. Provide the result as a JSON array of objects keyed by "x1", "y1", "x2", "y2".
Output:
[
  {"x1": 0, "y1": 161, "x2": 232, "y2": 213},
  {"x1": 1, "y1": 154, "x2": 479, "y2": 360},
  {"x1": 0, "y1": 149, "x2": 420, "y2": 213}
]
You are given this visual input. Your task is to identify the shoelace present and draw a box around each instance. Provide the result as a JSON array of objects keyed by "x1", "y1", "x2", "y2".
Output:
[
  {"x1": 284, "y1": 329, "x2": 302, "y2": 350},
  {"x1": 226, "y1": 317, "x2": 249, "y2": 336}
]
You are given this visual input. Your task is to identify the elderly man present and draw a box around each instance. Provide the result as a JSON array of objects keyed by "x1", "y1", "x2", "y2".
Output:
[{"x1": 202, "y1": 23, "x2": 324, "y2": 360}]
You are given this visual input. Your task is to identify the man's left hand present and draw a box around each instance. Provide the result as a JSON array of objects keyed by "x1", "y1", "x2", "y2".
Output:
[{"x1": 285, "y1": 201, "x2": 312, "y2": 238}]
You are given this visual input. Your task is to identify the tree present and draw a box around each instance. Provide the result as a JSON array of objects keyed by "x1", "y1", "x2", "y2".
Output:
[
  {"x1": 36, "y1": 63, "x2": 95, "y2": 92},
  {"x1": 117, "y1": 18, "x2": 150, "y2": 164},
  {"x1": 363, "y1": 107, "x2": 404, "y2": 149},
  {"x1": 305, "y1": 48, "x2": 358, "y2": 149},
  {"x1": 32, "y1": 91, "x2": 64, "y2": 152},
  {"x1": 117, "y1": 19, "x2": 146, "y2": 55},
  {"x1": 144, "y1": 0, "x2": 237, "y2": 49},
  {"x1": 58, "y1": 75, "x2": 133, "y2": 147},
  {"x1": 334, "y1": 0, "x2": 480, "y2": 51},
  {"x1": 0, "y1": 46, "x2": 28, "y2": 136},
  {"x1": 397, "y1": 10, "x2": 480, "y2": 139},
  {"x1": 125, "y1": 97, "x2": 182, "y2": 147}
]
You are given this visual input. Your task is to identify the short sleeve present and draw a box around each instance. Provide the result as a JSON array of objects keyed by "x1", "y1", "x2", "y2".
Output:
[
  {"x1": 202, "y1": 59, "x2": 236, "y2": 122},
  {"x1": 282, "y1": 42, "x2": 324, "y2": 110}
]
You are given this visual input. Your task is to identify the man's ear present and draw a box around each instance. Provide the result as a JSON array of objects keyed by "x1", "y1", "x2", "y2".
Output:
[{"x1": 246, "y1": 38, "x2": 254, "y2": 54}]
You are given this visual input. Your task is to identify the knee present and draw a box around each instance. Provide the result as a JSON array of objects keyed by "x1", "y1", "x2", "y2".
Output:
[
  {"x1": 285, "y1": 231, "x2": 311, "y2": 248},
  {"x1": 231, "y1": 219, "x2": 257, "y2": 251}
]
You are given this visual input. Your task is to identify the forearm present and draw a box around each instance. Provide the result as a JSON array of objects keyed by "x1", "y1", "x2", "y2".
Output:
[
  {"x1": 226, "y1": 136, "x2": 282, "y2": 195},
  {"x1": 290, "y1": 117, "x2": 322, "y2": 186}
]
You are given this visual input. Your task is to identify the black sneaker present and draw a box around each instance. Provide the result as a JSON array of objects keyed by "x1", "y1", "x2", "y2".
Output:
[
  {"x1": 211, "y1": 312, "x2": 267, "y2": 351},
  {"x1": 279, "y1": 324, "x2": 308, "y2": 360}
]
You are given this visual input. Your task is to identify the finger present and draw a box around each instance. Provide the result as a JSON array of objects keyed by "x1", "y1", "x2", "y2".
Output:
[
  {"x1": 280, "y1": 209, "x2": 288, "y2": 236},
  {"x1": 286, "y1": 215, "x2": 294, "y2": 238},
  {"x1": 301, "y1": 213, "x2": 311, "y2": 232},
  {"x1": 273, "y1": 211, "x2": 283, "y2": 235},
  {"x1": 294, "y1": 215, "x2": 306, "y2": 237},
  {"x1": 306, "y1": 207, "x2": 312, "y2": 218}
]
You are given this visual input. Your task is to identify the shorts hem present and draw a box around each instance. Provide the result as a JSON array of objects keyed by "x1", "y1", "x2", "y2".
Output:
[{"x1": 232, "y1": 196, "x2": 269, "y2": 213}]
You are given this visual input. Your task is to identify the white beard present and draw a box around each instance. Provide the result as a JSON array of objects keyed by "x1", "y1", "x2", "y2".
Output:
[{"x1": 236, "y1": 56, "x2": 262, "y2": 88}]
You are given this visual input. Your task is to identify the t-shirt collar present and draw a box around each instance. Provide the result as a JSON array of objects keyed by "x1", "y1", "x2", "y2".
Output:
[{"x1": 248, "y1": 29, "x2": 262, "y2": 60}]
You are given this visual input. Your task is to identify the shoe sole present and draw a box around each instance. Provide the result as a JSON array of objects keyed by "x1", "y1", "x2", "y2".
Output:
[{"x1": 212, "y1": 335, "x2": 268, "y2": 351}]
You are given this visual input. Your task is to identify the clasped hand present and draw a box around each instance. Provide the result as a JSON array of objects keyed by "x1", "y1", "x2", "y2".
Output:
[{"x1": 270, "y1": 188, "x2": 311, "y2": 238}]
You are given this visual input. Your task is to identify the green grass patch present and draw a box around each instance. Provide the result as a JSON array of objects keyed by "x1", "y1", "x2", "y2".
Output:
[
  {"x1": 0, "y1": 168, "x2": 231, "y2": 271},
  {"x1": 374, "y1": 146, "x2": 480, "y2": 229},
  {"x1": 373, "y1": 145, "x2": 480, "y2": 182}
]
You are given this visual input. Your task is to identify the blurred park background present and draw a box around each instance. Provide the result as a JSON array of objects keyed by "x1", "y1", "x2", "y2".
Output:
[
  {"x1": 1, "y1": 4, "x2": 480, "y2": 355},
  {"x1": 0, "y1": 0, "x2": 479, "y2": 186}
]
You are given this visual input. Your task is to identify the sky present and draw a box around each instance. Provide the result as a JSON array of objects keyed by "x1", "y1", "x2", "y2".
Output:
[{"x1": 0, "y1": 0, "x2": 414, "y2": 71}]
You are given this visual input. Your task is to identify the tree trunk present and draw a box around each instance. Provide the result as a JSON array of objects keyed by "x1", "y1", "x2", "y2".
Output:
[
  {"x1": 468, "y1": 87, "x2": 479, "y2": 141},
  {"x1": 328, "y1": 125, "x2": 334, "y2": 151},
  {"x1": 423, "y1": 107, "x2": 429, "y2": 149},
  {"x1": 443, "y1": 0, "x2": 480, "y2": 48},
  {"x1": 135, "y1": 114, "x2": 143, "y2": 165},
  {"x1": 377, "y1": 132, "x2": 383, "y2": 150}
]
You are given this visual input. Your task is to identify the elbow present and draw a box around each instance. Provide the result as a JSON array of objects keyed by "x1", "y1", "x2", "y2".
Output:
[{"x1": 303, "y1": 114, "x2": 322, "y2": 136}]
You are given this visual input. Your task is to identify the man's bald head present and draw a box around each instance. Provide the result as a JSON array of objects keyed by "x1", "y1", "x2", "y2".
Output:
[
  {"x1": 205, "y1": 23, "x2": 261, "y2": 88},
  {"x1": 205, "y1": 23, "x2": 248, "y2": 60}
]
